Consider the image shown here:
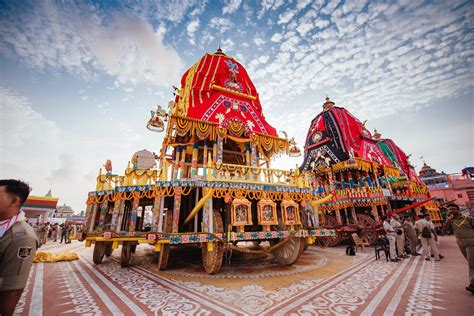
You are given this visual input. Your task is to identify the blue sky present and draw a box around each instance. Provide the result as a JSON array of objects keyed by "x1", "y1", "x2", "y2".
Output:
[{"x1": 1, "y1": 0, "x2": 473, "y2": 212}]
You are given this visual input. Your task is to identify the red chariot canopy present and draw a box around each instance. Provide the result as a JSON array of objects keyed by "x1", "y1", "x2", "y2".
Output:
[{"x1": 173, "y1": 49, "x2": 277, "y2": 137}]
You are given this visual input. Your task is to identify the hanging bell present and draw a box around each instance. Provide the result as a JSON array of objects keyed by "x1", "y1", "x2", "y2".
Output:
[
  {"x1": 146, "y1": 116, "x2": 164, "y2": 132},
  {"x1": 288, "y1": 138, "x2": 301, "y2": 157}
]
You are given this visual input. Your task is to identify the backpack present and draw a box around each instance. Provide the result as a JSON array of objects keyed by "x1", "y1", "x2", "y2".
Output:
[
  {"x1": 346, "y1": 245, "x2": 356, "y2": 256},
  {"x1": 421, "y1": 226, "x2": 432, "y2": 238}
]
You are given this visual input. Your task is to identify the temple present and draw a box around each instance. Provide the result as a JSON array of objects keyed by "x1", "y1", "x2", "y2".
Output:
[
  {"x1": 22, "y1": 190, "x2": 59, "y2": 223},
  {"x1": 419, "y1": 163, "x2": 474, "y2": 214}
]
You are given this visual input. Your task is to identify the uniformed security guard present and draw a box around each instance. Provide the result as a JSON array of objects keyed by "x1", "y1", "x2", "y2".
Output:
[
  {"x1": 0, "y1": 179, "x2": 39, "y2": 316},
  {"x1": 444, "y1": 203, "x2": 474, "y2": 294}
]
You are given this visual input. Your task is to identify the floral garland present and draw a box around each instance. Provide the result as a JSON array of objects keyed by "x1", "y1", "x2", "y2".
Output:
[
  {"x1": 227, "y1": 119, "x2": 245, "y2": 136},
  {"x1": 171, "y1": 115, "x2": 216, "y2": 140},
  {"x1": 86, "y1": 185, "x2": 314, "y2": 205},
  {"x1": 331, "y1": 157, "x2": 374, "y2": 173},
  {"x1": 124, "y1": 168, "x2": 157, "y2": 177}
]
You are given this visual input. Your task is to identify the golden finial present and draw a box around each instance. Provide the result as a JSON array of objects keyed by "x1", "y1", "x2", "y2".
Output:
[
  {"x1": 373, "y1": 129, "x2": 381, "y2": 140},
  {"x1": 323, "y1": 96, "x2": 335, "y2": 110}
]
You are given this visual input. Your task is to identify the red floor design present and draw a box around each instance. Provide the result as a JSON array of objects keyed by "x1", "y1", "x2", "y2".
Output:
[{"x1": 15, "y1": 236, "x2": 473, "y2": 315}]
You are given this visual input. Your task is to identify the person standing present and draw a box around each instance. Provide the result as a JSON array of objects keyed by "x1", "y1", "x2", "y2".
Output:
[
  {"x1": 57, "y1": 223, "x2": 63, "y2": 242},
  {"x1": 415, "y1": 213, "x2": 440, "y2": 261},
  {"x1": 42, "y1": 223, "x2": 50, "y2": 245},
  {"x1": 443, "y1": 203, "x2": 474, "y2": 294},
  {"x1": 51, "y1": 223, "x2": 58, "y2": 242},
  {"x1": 66, "y1": 223, "x2": 72, "y2": 243},
  {"x1": 426, "y1": 214, "x2": 445, "y2": 259},
  {"x1": 383, "y1": 216, "x2": 400, "y2": 262},
  {"x1": 403, "y1": 215, "x2": 419, "y2": 256},
  {"x1": 0, "y1": 180, "x2": 39, "y2": 316},
  {"x1": 60, "y1": 223, "x2": 68, "y2": 243},
  {"x1": 391, "y1": 214, "x2": 409, "y2": 258}
]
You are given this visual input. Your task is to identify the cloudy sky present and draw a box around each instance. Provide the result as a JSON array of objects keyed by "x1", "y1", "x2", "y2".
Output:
[{"x1": 0, "y1": 0, "x2": 472, "y2": 212}]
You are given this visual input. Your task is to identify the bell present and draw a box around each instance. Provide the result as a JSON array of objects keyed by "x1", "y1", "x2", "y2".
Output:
[
  {"x1": 146, "y1": 116, "x2": 164, "y2": 132},
  {"x1": 288, "y1": 138, "x2": 301, "y2": 157}
]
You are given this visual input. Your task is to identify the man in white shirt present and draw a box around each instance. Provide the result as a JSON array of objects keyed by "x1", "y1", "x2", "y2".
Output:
[
  {"x1": 415, "y1": 214, "x2": 440, "y2": 261},
  {"x1": 390, "y1": 214, "x2": 409, "y2": 258},
  {"x1": 383, "y1": 216, "x2": 400, "y2": 262}
]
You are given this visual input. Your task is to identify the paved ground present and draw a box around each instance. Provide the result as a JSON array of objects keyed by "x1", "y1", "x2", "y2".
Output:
[{"x1": 15, "y1": 236, "x2": 473, "y2": 315}]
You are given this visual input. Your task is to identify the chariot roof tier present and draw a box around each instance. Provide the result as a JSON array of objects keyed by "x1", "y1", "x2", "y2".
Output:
[
  {"x1": 300, "y1": 97, "x2": 395, "y2": 175},
  {"x1": 164, "y1": 48, "x2": 288, "y2": 159},
  {"x1": 373, "y1": 132, "x2": 423, "y2": 184}
]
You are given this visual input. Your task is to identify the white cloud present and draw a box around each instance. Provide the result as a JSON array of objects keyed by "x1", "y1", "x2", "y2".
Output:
[
  {"x1": 0, "y1": 88, "x2": 60, "y2": 151},
  {"x1": 258, "y1": 55, "x2": 269, "y2": 64},
  {"x1": 258, "y1": 0, "x2": 285, "y2": 18},
  {"x1": 189, "y1": 1, "x2": 208, "y2": 17},
  {"x1": 145, "y1": 0, "x2": 201, "y2": 23},
  {"x1": 0, "y1": 2, "x2": 184, "y2": 87},
  {"x1": 187, "y1": 19, "x2": 200, "y2": 44},
  {"x1": 250, "y1": 1, "x2": 473, "y2": 124},
  {"x1": 320, "y1": 0, "x2": 341, "y2": 15},
  {"x1": 278, "y1": 10, "x2": 297, "y2": 24},
  {"x1": 297, "y1": 0, "x2": 312, "y2": 10},
  {"x1": 223, "y1": 0, "x2": 242, "y2": 14},
  {"x1": 254, "y1": 36, "x2": 265, "y2": 46},
  {"x1": 222, "y1": 38, "x2": 235, "y2": 50},
  {"x1": 0, "y1": 86, "x2": 167, "y2": 212},
  {"x1": 0, "y1": 87, "x2": 62, "y2": 202},
  {"x1": 271, "y1": 33, "x2": 284, "y2": 42},
  {"x1": 208, "y1": 18, "x2": 232, "y2": 32}
]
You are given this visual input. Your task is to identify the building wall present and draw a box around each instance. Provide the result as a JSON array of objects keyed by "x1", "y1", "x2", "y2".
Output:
[{"x1": 430, "y1": 185, "x2": 474, "y2": 215}]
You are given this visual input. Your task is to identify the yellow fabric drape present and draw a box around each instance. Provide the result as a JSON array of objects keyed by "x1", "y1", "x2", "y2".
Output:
[{"x1": 34, "y1": 252, "x2": 79, "y2": 263}]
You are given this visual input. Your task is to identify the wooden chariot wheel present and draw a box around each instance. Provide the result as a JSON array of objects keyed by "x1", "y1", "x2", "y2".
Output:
[
  {"x1": 270, "y1": 234, "x2": 305, "y2": 265},
  {"x1": 93, "y1": 241, "x2": 106, "y2": 264},
  {"x1": 351, "y1": 213, "x2": 378, "y2": 244},
  {"x1": 157, "y1": 210, "x2": 173, "y2": 271},
  {"x1": 324, "y1": 215, "x2": 344, "y2": 247},
  {"x1": 201, "y1": 210, "x2": 224, "y2": 274},
  {"x1": 104, "y1": 242, "x2": 113, "y2": 257},
  {"x1": 120, "y1": 242, "x2": 133, "y2": 267}
]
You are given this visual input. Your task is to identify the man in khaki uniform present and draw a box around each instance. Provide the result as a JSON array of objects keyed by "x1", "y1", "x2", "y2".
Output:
[
  {"x1": 0, "y1": 179, "x2": 38, "y2": 316},
  {"x1": 382, "y1": 216, "x2": 400, "y2": 262},
  {"x1": 444, "y1": 203, "x2": 474, "y2": 294},
  {"x1": 415, "y1": 213, "x2": 440, "y2": 261},
  {"x1": 390, "y1": 214, "x2": 409, "y2": 258},
  {"x1": 403, "y1": 215, "x2": 419, "y2": 256}
]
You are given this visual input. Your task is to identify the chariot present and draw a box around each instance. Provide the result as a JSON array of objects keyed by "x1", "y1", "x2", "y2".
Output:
[
  {"x1": 300, "y1": 97, "x2": 442, "y2": 246},
  {"x1": 76, "y1": 49, "x2": 335, "y2": 273}
]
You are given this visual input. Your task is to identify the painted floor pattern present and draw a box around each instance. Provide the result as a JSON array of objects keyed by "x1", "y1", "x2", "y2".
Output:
[{"x1": 15, "y1": 236, "x2": 473, "y2": 315}]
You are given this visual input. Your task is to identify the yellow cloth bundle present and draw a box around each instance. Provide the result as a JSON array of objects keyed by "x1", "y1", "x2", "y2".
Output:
[{"x1": 33, "y1": 251, "x2": 79, "y2": 263}]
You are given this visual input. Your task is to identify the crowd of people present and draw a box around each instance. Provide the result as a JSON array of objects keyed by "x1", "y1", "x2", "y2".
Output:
[
  {"x1": 382, "y1": 211, "x2": 444, "y2": 262},
  {"x1": 381, "y1": 204, "x2": 473, "y2": 294},
  {"x1": 29, "y1": 221, "x2": 83, "y2": 247}
]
